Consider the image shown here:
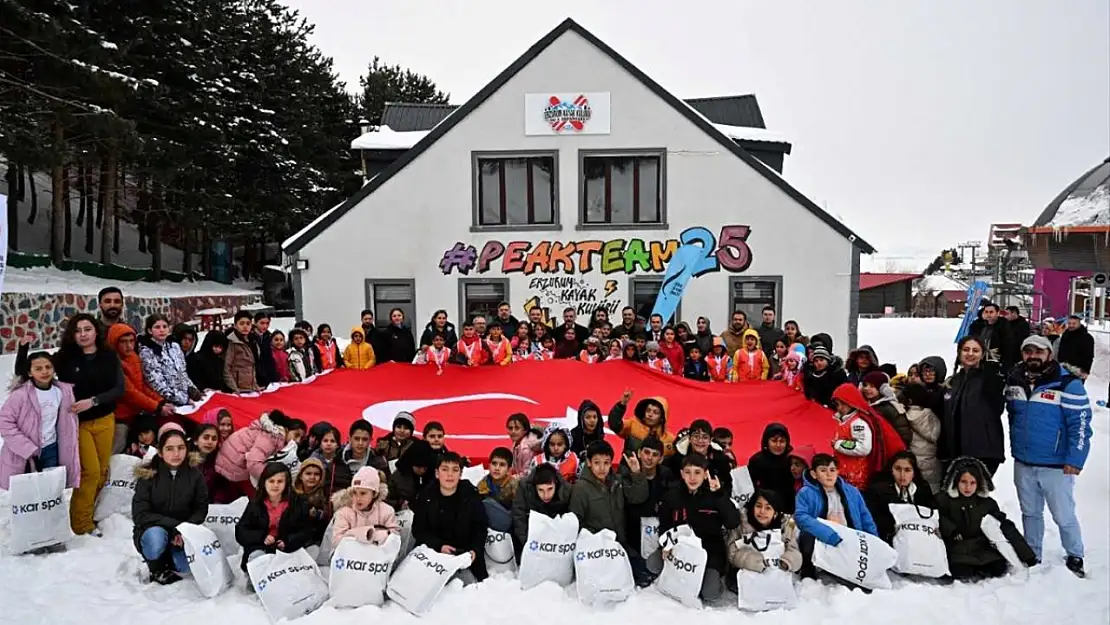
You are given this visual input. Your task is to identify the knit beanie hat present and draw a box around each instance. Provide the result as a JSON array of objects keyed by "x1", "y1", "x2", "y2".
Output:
[
  {"x1": 350, "y1": 466, "x2": 381, "y2": 493},
  {"x1": 157, "y1": 422, "x2": 186, "y2": 440},
  {"x1": 811, "y1": 345, "x2": 832, "y2": 362},
  {"x1": 861, "y1": 371, "x2": 890, "y2": 390}
]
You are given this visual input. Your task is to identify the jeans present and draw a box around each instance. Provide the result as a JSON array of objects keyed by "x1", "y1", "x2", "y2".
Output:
[
  {"x1": 37, "y1": 443, "x2": 60, "y2": 470},
  {"x1": 140, "y1": 527, "x2": 190, "y2": 573},
  {"x1": 483, "y1": 499, "x2": 513, "y2": 533},
  {"x1": 1013, "y1": 460, "x2": 1084, "y2": 559}
]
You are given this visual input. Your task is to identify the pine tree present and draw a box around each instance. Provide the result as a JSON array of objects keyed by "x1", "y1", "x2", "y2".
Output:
[{"x1": 358, "y1": 56, "x2": 449, "y2": 128}]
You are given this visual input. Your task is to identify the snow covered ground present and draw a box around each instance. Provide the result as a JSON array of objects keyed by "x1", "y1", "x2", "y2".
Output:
[
  {"x1": 2, "y1": 265, "x2": 259, "y2": 297},
  {"x1": 0, "y1": 317, "x2": 1106, "y2": 625}
]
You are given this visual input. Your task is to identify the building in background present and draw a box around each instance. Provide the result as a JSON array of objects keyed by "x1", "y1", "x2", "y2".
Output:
[{"x1": 858, "y1": 273, "x2": 921, "y2": 316}]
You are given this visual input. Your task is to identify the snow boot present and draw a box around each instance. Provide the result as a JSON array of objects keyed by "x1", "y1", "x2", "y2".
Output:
[
  {"x1": 1066, "y1": 556, "x2": 1086, "y2": 578},
  {"x1": 147, "y1": 555, "x2": 182, "y2": 586}
]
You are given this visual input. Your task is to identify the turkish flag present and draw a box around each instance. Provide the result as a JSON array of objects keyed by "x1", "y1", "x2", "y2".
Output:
[{"x1": 185, "y1": 361, "x2": 835, "y2": 464}]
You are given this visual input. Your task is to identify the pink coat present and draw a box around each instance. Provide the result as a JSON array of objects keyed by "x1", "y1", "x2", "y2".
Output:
[
  {"x1": 215, "y1": 413, "x2": 286, "y2": 483},
  {"x1": 329, "y1": 483, "x2": 399, "y2": 545},
  {"x1": 0, "y1": 381, "x2": 80, "y2": 490}
]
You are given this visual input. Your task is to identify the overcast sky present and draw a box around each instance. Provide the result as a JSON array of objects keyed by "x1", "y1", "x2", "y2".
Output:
[{"x1": 282, "y1": 0, "x2": 1109, "y2": 271}]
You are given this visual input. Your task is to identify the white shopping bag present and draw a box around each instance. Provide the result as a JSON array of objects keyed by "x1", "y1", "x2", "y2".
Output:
[
  {"x1": 328, "y1": 534, "x2": 402, "y2": 608},
  {"x1": 462, "y1": 465, "x2": 486, "y2": 486},
  {"x1": 258, "y1": 441, "x2": 300, "y2": 485},
  {"x1": 574, "y1": 528, "x2": 634, "y2": 605},
  {"x1": 980, "y1": 514, "x2": 1026, "y2": 575},
  {"x1": 518, "y1": 511, "x2": 579, "y2": 590},
  {"x1": 737, "y1": 568, "x2": 797, "y2": 612},
  {"x1": 730, "y1": 466, "x2": 755, "y2": 510},
  {"x1": 386, "y1": 545, "x2": 473, "y2": 616},
  {"x1": 485, "y1": 529, "x2": 516, "y2": 575},
  {"x1": 93, "y1": 454, "x2": 142, "y2": 521},
  {"x1": 203, "y1": 497, "x2": 248, "y2": 556},
  {"x1": 395, "y1": 509, "x2": 416, "y2": 564},
  {"x1": 639, "y1": 516, "x2": 660, "y2": 561},
  {"x1": 889, "y1": 503, "x2": 949, "y2": 578},
  {"x1": 8, "y1": 467, "x2": 72, "y2": 554},
  {"x1": 812, "y1": 519, "x2": 898, "y2": 589},
  {"x1": 178, "y1": 522, "x2": 233, "y2": 598},
  {"x1": 654, "y1": 526, "x2": 706, "y2": 608},
  {"x1": 316, "y1": 515, "x2": 339, "y2": 565},
  {"x1": 247, "y1": 548, "x2": 329, "y2": 622}
]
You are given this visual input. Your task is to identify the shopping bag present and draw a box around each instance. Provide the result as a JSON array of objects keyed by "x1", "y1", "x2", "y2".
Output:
[
  {"x1": 203, "y1": 497, "x2": 248, "y2": 556},
  {"x1": 736, "y1": 568, "x2": 797, "y2": 612},
  {"x1": 93, "y1": 454, "x2": 142, "y2": 521},
  {"x1": 328, "y1": 534, "x2": 402, "y2": 608},
  {"x1": 980, "y1": 514, "x2": 1026, "y2": 574},
  {"x1": 462, "y1": 465, "x2": 486, "y2": 486},
  {"x1": 730, "y1": 466, "x2": 755, "y2": 510},
  {"x1": 812, "y1": 519, "x2": 898, "y2": 589},
  {"x1": 260, "y1": 441, "x2": 301, "y2": 484},
  {"x1": 247, "y1": 548, "x2": 329, "y2": 622},
  {"x1": 315, "y1": 516, "x2": 338, "y2": 565},
  {"x1": 484, "y1": 529, "x2": 516, "y2": 575},
  {"x1": 889, "y1": 503, "x2": 949, "y2": 578},
  {"x1": 8, "y1": 467, "x2": 72, "y2": 554},
  {"x1": 178, "y1": 522, "x2": 233, "y2": 598},
  {"x1": 395, "y1": 509, "x2": 416, "y2": 564},
  {"x1": 654, "y1": 526, "x2": 706, "y2": 608},
  {"x1": 639, "y1": 516, "x2": 660, "y2": 561},
  {"x1": 519, "y1": 511, "x2": 579, "y2": 590},
  {"x1": 386, "y1": 545, "x2": 473, "y2": 616},
  {"x1": 574, "y1": 528, "x2": 634, "y2": 605}
]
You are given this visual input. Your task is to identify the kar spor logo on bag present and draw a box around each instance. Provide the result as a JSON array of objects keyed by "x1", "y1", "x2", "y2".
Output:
[
  {"x1": 855, "y1": 532, "x2": 870, "y2": 583},
  {"x1": 259, "y1": 563, "x2": 317, "y2": 590},
  {"x1": 333, "y1": 557, "x2": 390, "y2": 574},
  {"x1": 897, "y1": 522, "x2": 939, "y2": 537},
  {"x1": 576, "y1": 547, "x2": 626, "y2": 561},
  {"x1": 670, "y1": 557, "x2": 699, "y2": 573},
  {"x1": 11, "y1": 495, "x2": 63, "y2": 515},
  {"x1": 486, "y1": 533, "x2": 507, "y2": 546},
  {"x1": 205, "y1": 514, "x2": 240, "y2": 524},
  {"x1": 108, "y1": 478, "x2": 135, "y2": 489},
  {"x1": 186, "y1": 540, "x2": 222, "y2": 565},
  {"x1": 528, "y1": 540, "x2": 576, "y2": 554},
  {"x1": 412, "y1": 550, "x2": 449, "y2": 575}
]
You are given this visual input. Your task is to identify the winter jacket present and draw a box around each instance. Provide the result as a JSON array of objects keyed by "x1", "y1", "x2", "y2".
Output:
[
  {"x1": 665, "y1": 433, "x2": 734, "y2": 494},
  {"x1": 658, "y1": 340, "x2": 685, "y2": 375},
  {"x1": 568, "y1": 467, "x2": 649, "y2": 547},
  {"x1": 608, "y1": 396, "x2": 677, "y2": 457},
  {"x1": 0, "y1": 380, "x2": 79, "y2": 490},
  {"x1": 330, "y1": 482, "x2": 399, "y2": 545},
  {"x1": 682, "y1": 358, "x2": 709, "y2": 381},
  {"x1": 310, "y1": 451, "x2": 354, "y2": 505},
  {"x1": 386, "y1": 447, "x2": 432, "y2": 510},
  {"x1": 936, "y1": 459, "x2": 1036, "y2": 569},
  {"x1": 900, "y1": 388, "x2": 942, "y2": 493},
  {"x1": 569, "y1": 399, "x2": 605, "y2": 457},
  {"x1": 235, "y1": 493, "x2": 315, "y2": 570},
  {"x1": 270, "y1": 347, "x2": 290, "y2": 383},
  {"x1": 794, "y1": 472, "x2": 878, "y2": 545},
  {"x1": 131, "y1": 455, "x2": 209, "y2": 556},
  {"x1": 968, "y1": 317, "x2": 1020, "y2": 373},
  {"x1": 412, "y1": 480, "x2": 489, "y2": 581},
  {"x1": 864, "y1": 456, "x2": 937, "y2": 543},
  {"x1": 1056, "y1": 326, "x2": 1095, "y2": 375},
  {"x1": 846, "y1": 345, "x2": 881, "y2": 385},
  {"x1": 187, "y1": 331, "x2": 228, "y2": 393},
  {"x1": 531, "y1": 425, "x2": 579, "y2": 483},
  {"x1": 375, "y1": 433, "x2": 414, "y2": 464},
  {"x1": 941, "y1": 360, "x2": 1006, "y2": 463},
  {"x1": 720, "y1": 325, "x2": 749, "y2": 357},
  {"x1": 223, "y1": 332, "x2": 260, "y2": 393},
  {"x1": 757, "y1": 322, "x2": 785, "y2": 358},
  {"x1": 380, "y1": 323, "x2": 417, "y2": 364},
  {"x1": 52, "y1": 346, "x2": 123, "y2": 422},
  {"x1": 215, "y1": 413, "x2": 287, "y2": 483},
  {"x1": 658, "y1": 482, "x2": 741, "y2": 573},
  {"x1": 746, "y1": 423, "x2": 798, "y2": 513},
  {"x1": 512, "y1": 470, "x2": 572, "y2": 547},
  {"x1": 313, "y1": 339, "x2": 344, "y2": 371},
  {"x1": 343, "y1": 327, "x2": 377, "y2": 370},
  {"x1": 622, "y1": 463, "x2": 678, "y2": 556},
  {"x1": 138, "y1": 335, "x2": 197, "y2": 406},
  {"x1": 732, "y1": 330, "x2": 770, "y2": 382},
  {"x1": 286, "y1": 346, "x2": 318, "y2": 382},
  {"x1": 1005, "y1": 361, "x2": 1093, "y2": 469},
  {"x1": 192, "y1": 450, "x2": 238, "y2": 505},
  {"x1": 727, "y1": 513, "x2": 803, "y2": 573},
  {"x1": 342, "y1": 443, "x2": 387, "y2": 475},
  {"x1": 870, "y1": 389, "x2": 913, "y2": 448},
  {"x1": 803, "y1": 357, "x2": 849, "y2": 409},
  {"x1": 419, "y1": 321, "x2": 459, "y2": 348},
  {"x1": 511, "y1": 431, "x2": 542, "y2": 476},
  {"x1": 106, "y1": 324, "x2": 167, "y2": 423},
  {"x1": 477, "y1": 473, "x2": 519, "y2": 510}
]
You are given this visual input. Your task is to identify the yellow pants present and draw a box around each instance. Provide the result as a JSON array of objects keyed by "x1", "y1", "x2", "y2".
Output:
[{"x1": 70, "y1": 413, "x2": 115, "y2": 534}]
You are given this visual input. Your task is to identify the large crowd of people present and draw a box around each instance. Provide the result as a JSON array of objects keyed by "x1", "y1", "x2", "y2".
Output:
[{"x1": 0, "y1": 286, "x2": 1097, "y2": 606}]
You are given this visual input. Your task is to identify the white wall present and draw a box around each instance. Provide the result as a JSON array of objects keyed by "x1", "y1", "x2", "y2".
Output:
[{"x1": 298, "y1": 30, "x2": 855, "y2": 349}]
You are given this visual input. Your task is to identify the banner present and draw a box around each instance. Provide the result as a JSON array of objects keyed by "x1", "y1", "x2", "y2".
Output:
[
  {"x1": 187, "y1": 360, "x2": 835, "y2": 463},
  {"x1": 955, "y1": 280, "x2": 990, "y2": 342},
  {"x1": 0, "y1": 194, "x2": 8, "y2": 296}
]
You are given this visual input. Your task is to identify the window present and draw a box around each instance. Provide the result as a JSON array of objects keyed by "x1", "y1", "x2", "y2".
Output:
[
  {"x1": 365, "y1": 279, "x2": 416, "y2": 332},
  {"x1": 474, "y1": 153, "x2": 556, "y2": 227},
  {"x1": 729, "y1": 277, "x2": 782, "y2": 322},
  {"x1": 459, "y1": 279, "x2": 509, "y2": 323},
  {"x1": 581, "y1": 151, "x2": 664, "y2": 226},
  {"x1": 629, "y1": 277, "x2": 680, "y2": 323}
]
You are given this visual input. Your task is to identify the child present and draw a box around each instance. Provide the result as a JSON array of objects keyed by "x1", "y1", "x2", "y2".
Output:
[
  {"x1": 794, "y1": 454, "x2": 878, "y2": 577},
  {"x1": 899, "y1": 382, "x2": 942, "y2": 493},
  {"x1": 375, "y1": 411, "x2": 416, "y2": 463},
  {"x1": 343, "y1": 326, "x2": 376, "y2": 370},
  {"x1": 423, "y1": 421, "x2": 451, "y2": 463},
  {"x1": 477, "y1": 447, "x2": 518, "y2": 532},
  {"x1": 570, "y1": 399, "x2": 604, "y2": 458},
  {"x1": 512, "y1": 463, "x2": 572, "y2": 560},
  {"x1": 126, "y1": 414, "x2": 159, "y2": 459},
  {"x1": 621, "y1": 340, "x2": 640, "y2": 362},
  {"x1": 269, "y1": 331, "x2": 290, "y2": 383},
  {"x1": 343, "y1": 419, "x2": 386, "y2": 474},
  {"x1": 608, "y1": 389, "x2": 676, "y2": 458},
  {"x1": 0, "y1": 351, "x2": 79, "y2": 493},
  {"x1": 860, "y1": 371, "x2": 913, "y2": 447},
  {"x1": 224, "y1": 310, "x2": 260, "y2": 393},
  {"x1": 295, "y1": 458, "x2": 331, "y2": 545},
  {"x1": 712, "y1": 427, "x2": 736, "y2": 469},
  {"x1": 485, "y1": 321, "x2": 512, "y2": 366},
  {"x1": 511, "y1": 323, "x2": 531, "y2": 350},
  {"x1": 512, "y1": 336, "x2": 533, "y2": 362},
  {"x1": 788, "y1": 445, "x2": 815, "y2": 494},
  {"x1": 455, "y1": 322, "x2": 489, "y2": 367},
  {"x1": 747, "y1": 423, "x2": 797, "y2": 512},
  {"x1": 864, "y1": 451, "x2": 937, "y2": 544},
  {"x1": 313, "y1": 323, "x2": 344, "y2": 371},
  {"x1": 311, "y1": 425, "x2": 353, "y2": 500},
  {"x1": 216, "y1": 410, "x2": 302, "y2": 498},
  {"x1": 535, "y1": 336, "x2": 556, "y2": 360},
  {"x1": 286, "y1": 328, "x2": 318, "y2": 382},
  {"x1": 776, "y1": 350, "x2": 805, "y2": 392},
  {"x1": 579, "y1": 336, "x2": 603, "y2": 363},
  {"x1": 705, "y1": 337, "x2": 733, "y2": 383},
  {"x1": 682, "y1": 345, "x2": 709, "y2": 381},
  {"x1": 386, "y1": 440, "x2": 434, "y2": 510},
  {"x1": 770, "y1": 338, "x2": 790, "y2": 378},
  {"x1": 236, "y1": 462, "x2": 315, "y2": 583},
  {"x1": 506, "y1": 413, "x2": 542, "y2": 475},
  {"x1": 728, "y1": 490, "x2": 802, "y2": 574},
  {"x1": 936, "y1": 456, "x2": 1037, "y2": 580},
  {"x1": 569, "y1": 441, "x2": 648, "y2": 551},
  {"x1": 191, "y1": 423, "x2": 238, "y2": 504},
  {"x1": 414, "y1": 332, "x2": 451, "y2": 374},
  {"x1": 607, "y1": 340, "x2": 623, "y2": 361},
  {"x1": 531, "y1": 425, "x2": 579, "y2": 483},
  {"x1": 412, "y1": 452, "x2": 489, "y2": 584},
  {"x1": 732, "y1": 329, "x2": 769, "y2": 381},
  {"x1": 330, "y1": 466, "x2": 399, "y2": 547},
  {"x1": 214, "y1": 408, "x2": 235, "y2": 442},
  {"x1": 633, "y1": 334, "x2": 648, "y2": 361},
  {"x1": 644, "y1": 341, "x2": 673, "y2": 374},
  {"x1": 830, "y1": 383, "x2": 905, "y2": 490}
]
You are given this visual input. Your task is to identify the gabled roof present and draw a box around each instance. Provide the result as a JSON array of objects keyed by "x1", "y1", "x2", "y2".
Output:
[
  {"x1": 380, "y1": 103, "x2": 459, "y2": 132},
  {"x1": 284, "y1": 18, "x2": 875, "y2": 255},
  {"x1": 858, "y1": 273, "x2": 922, "y2": 290}
]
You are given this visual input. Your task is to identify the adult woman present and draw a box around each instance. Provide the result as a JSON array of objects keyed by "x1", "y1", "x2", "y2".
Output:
[
  {"x1": 419, "y1": 309, "x2": 458, "y2": 348},
  {"x1": 107, "y1": 324, "x2": 175, "y2": 452},
  {"x1": 132, "y1": 427, "x2": 208, "y2": 584},
  {"x1": 53, "y1": 313, "x2": 124, "y2": 535},
  {"x1": 940, "y1": 336, "x2": 1006, "y2": 476},
  {"x1": 694, "y1": 316, "x2": 714, "y2": 356},
  {"x1": 675, "y1": 322, "x2": 698, "y2": 355},
  {"x1": 381, "y1": 308, "x2": 417, "y2": 363}
]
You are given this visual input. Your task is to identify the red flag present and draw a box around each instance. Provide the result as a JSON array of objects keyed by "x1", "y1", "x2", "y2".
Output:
[{"x1": 188, "y1": 360, "x2": 835, "y2": 464}]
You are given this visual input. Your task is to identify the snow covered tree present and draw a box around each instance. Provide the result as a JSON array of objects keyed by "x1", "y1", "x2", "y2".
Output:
[{"x1": 357, "y1": 56, "x2": 449, "y2": 128}]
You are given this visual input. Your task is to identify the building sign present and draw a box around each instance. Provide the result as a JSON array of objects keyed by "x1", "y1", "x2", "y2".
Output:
[
  {"x1": 525, "y1": 92, "x2": 611, "y2": 136},
  {"x1": 522, "y1": 277, "x2": 622, "y2": 325}
]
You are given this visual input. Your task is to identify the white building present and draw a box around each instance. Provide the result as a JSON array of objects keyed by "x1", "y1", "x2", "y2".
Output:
[{"x1": 283, "y1": 19, "x2": 874, "y2": 350}]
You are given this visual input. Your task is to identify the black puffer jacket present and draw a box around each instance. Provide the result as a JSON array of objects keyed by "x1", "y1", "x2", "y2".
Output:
[
  {"x1": 570, "y1": 399, "x2": 605, "y2": 457},
  {"x1": 657, "y1": 481, "x2": 741, "y2": 574},
  {"x1": 1057, "y1": 325, "x2": 1095, "y2": 375},
  {"x1": 188, "y1": 331, "x2": 229, "y2": 392},
  {"x1": 412, "y1": 480, "x2": 489, "y2": 581},
  {"x1": 864, "y1": 453, "x2": 937, "y2": 543},
  {"x1": 940, "y1": 360, "x2": 1006, "y2": 463},
  {"x1": 235, "y1": 465, "x2": 316, "y2": 570},
  {"x1": 381, "y1": 323, "x2": 417, "y2": 364},
  {"x1": 131, "y1": 455, "x2": 209, "y2": 557},
  {"x1": 746, "y1": 423, "x2": 797, "y2": 513},
  {"x1": 511, "y1": 470, "x2": 572, "y2": 547},
  {"x1": 803, "y1": 356, "x2": 848, "y2": 409},
  {"x1": 968, "y1": 317, "x2": 1019, "y2": 373},
  {"x1": 936, "y1": 457, "x2": 1036, "y2": 569},
  {"x1": 622, "y1": 463, "x2": 678, "y2": 556}
]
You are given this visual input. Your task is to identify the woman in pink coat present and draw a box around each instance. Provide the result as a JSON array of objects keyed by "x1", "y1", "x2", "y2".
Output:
[
  {"x1": 215, "y1": 410, "x2": 302, "y2": 497},
  {"x1": 0, "y1": 352, "x2": 81, "y2": 490}
]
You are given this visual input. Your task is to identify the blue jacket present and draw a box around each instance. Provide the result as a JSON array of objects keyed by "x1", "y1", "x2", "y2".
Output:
[
  {"x1": 794, "y1": 472, "x2": 878, "y2": 546},
  {"x1": 1006, "y1": 363, "x2": 1093, "y2": 469}
]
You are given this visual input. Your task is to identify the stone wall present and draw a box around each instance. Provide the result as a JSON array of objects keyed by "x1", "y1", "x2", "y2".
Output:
[{"x1": 0, "y1": 292, "x2": 261, "y2": 353}]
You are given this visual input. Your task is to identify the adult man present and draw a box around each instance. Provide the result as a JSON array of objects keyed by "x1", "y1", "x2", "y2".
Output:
[
  {"x1": 1005, "y1": 306, "x2": 1032, "y2": 345},
  {"x1": 969, "y1": 303, "x2": 1019, "y2": 372},
  {"x1": 97, "y1": 286, "x2": 126, "y2": 329},
  {"x1": 646, "y1": 314, "x2": 664, "y2": 343},
  {"x1": 494, "y1": 302, "x2": 520, "y2": 339},
  {"x1": 1005, "y1": 335, "x2": 1092, "y2": 578},
  {"x1": 757, "y1": 306, "x2": 784, "y2": 357},
  {"x1": 472, "y1": 315, "x2": 488, "y2": 338},
  {"x1": 612, "y1": 306, "x2": 638, "y2": 340},
  {"x1": 720, "y1": 310, "x2": 749, "y2": 356},
  {"x1": 360, "y1": 309, "x2": 385, "y2": 356},
  {"x1": 1056, "y1": 315, "x2": 1095, "y2": 383},
  {"x1": 552, "y1": 307, "x2": 589, "y2": 348},
  {"x1": 527, "y1": 306, "x2": 547, "y2": 329}
]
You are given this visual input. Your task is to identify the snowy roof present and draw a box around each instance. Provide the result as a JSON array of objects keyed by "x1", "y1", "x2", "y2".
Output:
[
  {"x1": 281, "y1": 199, "x2": 347, "y2": 251},
  {"x1": 1033, "y1": 157, "x2": 1110, "y2": 229},
  {"x1": 859, "y1": 273, "x2": 922, "y2": 290},
  {"x1": 914, "y1": 274, "x2": 970, "y2": 294}
]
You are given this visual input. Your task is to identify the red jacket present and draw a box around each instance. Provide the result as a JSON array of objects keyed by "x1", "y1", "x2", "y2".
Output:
[{"x1": 658, "y1": 341, "x2": 685, "y2": 374}]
